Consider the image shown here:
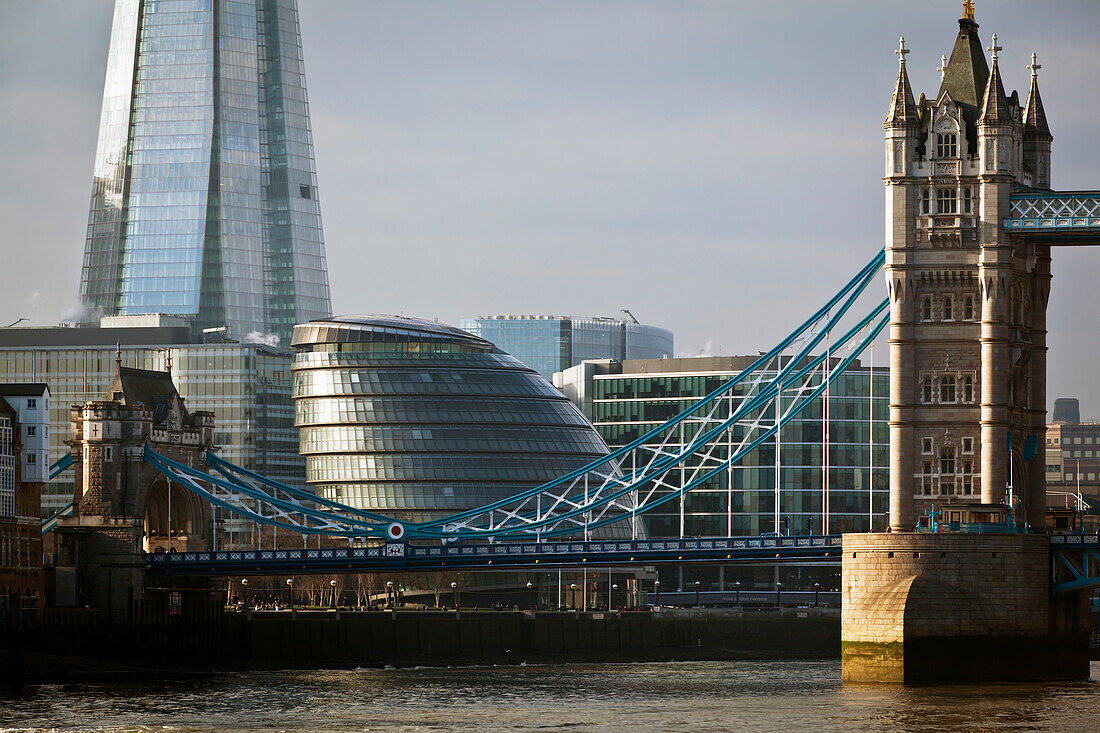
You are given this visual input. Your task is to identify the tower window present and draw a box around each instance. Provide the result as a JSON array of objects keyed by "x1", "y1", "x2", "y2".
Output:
[
  {"x1": 936, "y1": 188, "x2": 957, "y2": 214},
  {"x1": 936, "y1": 132, "x2": 958, "y2": 158},
  {"x1": 923, "y1": 463, "x2": 933, "y2": 495},
  {"x1": 940, "y1": 446, "x2": 956, "y2": 476},
  {"x1": 962, "y1": 460, "x2": 973, "y2": 495},
  {"x1": 963, "y1": 375, "x2": 974, "y2": 403},
  {"x1": 963, "y1": 187, "x2": 973, "y2": 214},
  {"x1": 940, "y1": 375, "x2": 956, "y2": 403},
  {"x1": 922, "y1": 297, "x2": 933, "y2": 321},
  {"x1": 921, "y1": 189, "x2": 930, "y2": 215},
  {"x1": 922, "y1": 437, "x2": 934, "y2": 454},
  {"x1": 922, "y1": 376, "x2": 933, "y2": 403},
  {"x1": 964, "y1": 295, "x2": 975, "y2": 320},
  {"x1": 943, "y1": 296, "x2": 953, "y2": 320},
  {"x1": 962, "y1": 437, "x2": 974, "y2": 453}
]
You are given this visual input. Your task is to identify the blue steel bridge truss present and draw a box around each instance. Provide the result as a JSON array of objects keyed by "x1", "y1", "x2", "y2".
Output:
[{"x1": 138, "y1": 248, "x2": 890, "y2": 544}]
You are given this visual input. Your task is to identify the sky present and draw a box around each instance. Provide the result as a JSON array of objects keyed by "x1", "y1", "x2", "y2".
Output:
[{"x1": 1, "y1": 0, "x2": 1098, "y2": 415}]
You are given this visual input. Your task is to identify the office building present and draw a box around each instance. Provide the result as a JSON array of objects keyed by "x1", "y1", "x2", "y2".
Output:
[
  {"x1": 0, "y1": 319, "x2": 298, "y2": 516},
  {"x1": 557, "y1": 356, "x2": 889, "y2": 538},
  {"x1": 0, "y1": 388, "x2": 47, "y2": 603},
  {"x1": 291, "y1": 315, "x2": 612, "y2": 523},
  {"x1": 1045, "y1": 401, "x2": 1100, "y2": 529},
  {"x1": 460, "y1": 316, "x2": 673, "y2": 384},
  {"x1": 80, "y1": 0, "x2": 331, "y2": 345}
]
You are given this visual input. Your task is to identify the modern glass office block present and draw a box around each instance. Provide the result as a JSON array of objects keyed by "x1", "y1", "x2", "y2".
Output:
[
  {"x1": 291, "y1": 316, "x2": 612, "y2": 523},
  {"x1": 459, "y1": 316, "x2": 674, "y2": 383},
  {"x1": 558, "y1": 357, "x2": 890, "y2": 537},
  {"x1": 80, "y1": 0, "x2": 330, "y2": 345}
]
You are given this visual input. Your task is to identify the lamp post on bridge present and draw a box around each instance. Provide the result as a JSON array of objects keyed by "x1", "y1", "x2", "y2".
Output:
[
  {"x1": 734, "y1": 580, "x2": 741, "y2": 607},
  {"x1": 386, "y1": 580, "x2": 394, "y2": 609},
  {"x1": 775, "y1": 581, "x2": 782, "y2": 608},
  {"x1": 241, "y1": 578, "x2": 249, "y2": 609},
  {"x1": 330, "y1": 578, "x2": 337, "y2": 609},
  {"x1": 653, "y1": 579, "x2": 660, "y2": 608},
  {"x1": 612, "y1": 583, "x2": 619, "y2": 611},
  {"x1": 813, "y1": 582, "x2": 820, "y2": 607},
  {"x1": 526, "y1": 581, "x2": 534, "y2": 610},
  {"x1": 286, "y1": 578, "x2": 294, "y2": 610},
  {"x1": 451, "y1": 581, "x2": 458, "y2": 610},
  {"x1": 569, "y1": 583, "x2": 577, "y2": 610},
  {"x1": 694, "y1": 580, "x2": 701, "y2": 608}
]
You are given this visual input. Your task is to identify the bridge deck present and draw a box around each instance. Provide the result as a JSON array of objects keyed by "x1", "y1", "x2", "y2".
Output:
[
  {"x1": 147, "y1": 535, "x2": 844, "y2": 575},
  {"x1": 1006, "y1": 190, "x2": 1100, "y2": 243}
]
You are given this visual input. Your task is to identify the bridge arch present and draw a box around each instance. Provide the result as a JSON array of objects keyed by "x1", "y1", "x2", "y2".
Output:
[{"x1": 143, "y1": 476, "x2": 210, "y2": 553}]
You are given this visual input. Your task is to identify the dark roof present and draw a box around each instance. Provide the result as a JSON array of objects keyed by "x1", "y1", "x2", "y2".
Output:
[
  {"x1": 0, "y1": 325, "x2": 192, "y2": 348},
  {"x1": 0, "y1": 383, "x2": 50, "y2": 397},
  {"x1": 978, "y1": 58, "x2": 1012, "y2": 125},
  {"x1": 937, "y1": 16, "x2": 989, "y2": 132},
  {"x1": 885, "y1": 61, "x2": 919, "y2": 128},
  {"x1": 106, "y1": 367, "x2": 184, "y2": 423},
  {"x1": 1023, "y1": 73, "x2": 1051, "y2": 139}
]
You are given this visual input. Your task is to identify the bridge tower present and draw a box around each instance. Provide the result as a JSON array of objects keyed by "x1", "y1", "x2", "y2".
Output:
[
  {"x1": 884, "y1": 6, "x2": 1052, "y2": 532},
  {"x1": 54, "y1": 357, "x2": 214, "y2": 618},
  {"x1": 843, "y1": 4, "x2": 1087, "y2": 684}
]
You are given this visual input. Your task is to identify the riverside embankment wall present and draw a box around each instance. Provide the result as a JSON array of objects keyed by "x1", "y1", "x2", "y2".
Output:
[{"x1": 20, "y1": 607, "x2": 840, "y2": 673}]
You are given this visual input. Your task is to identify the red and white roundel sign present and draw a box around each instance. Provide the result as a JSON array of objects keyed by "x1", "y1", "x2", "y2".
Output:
[{"x1": 386, "y1": 522, "x2": 406, "y2": 540}]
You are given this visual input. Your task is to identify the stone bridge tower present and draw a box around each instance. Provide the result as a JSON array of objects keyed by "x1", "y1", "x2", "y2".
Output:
[
  {"x1": 55, "y1": 357, "x2": 214, "y2": 617},
  {"x1": 884, "y1": 4, "x2": 1052, "y2": 531}
]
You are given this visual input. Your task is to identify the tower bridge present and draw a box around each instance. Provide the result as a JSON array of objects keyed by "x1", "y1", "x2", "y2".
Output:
[{"x1": 41, "y1": 4, "x2": 1100, "y2": 683}]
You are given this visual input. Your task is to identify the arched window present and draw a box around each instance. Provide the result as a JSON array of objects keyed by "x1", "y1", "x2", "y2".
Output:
[
  {"x1": 943, "y1": 296, "x2": 953, "y2": 320},
  {"x1": 962, "y1": 460, "x2": 973, "y2": 495},
  {"x1": 964, "y1": 295, "x2": 975, "y2": 320},
  {"x1": 963, "y1": 375, "x2": 974, "y2": 403},
  {"x1": 922, "y1": 376, "x2": 933, "y2": 403},
  {"x1": 963, "y1": 187, "x2": 973, "y2": 214},
  {"x1": 922, "y1": 297, "x2": 933, "y2": 321},
  {"x1": 921, "y1": 189, "x2": 930, "y2": 215},
  {"x1": 937, "y1": 187, "x2": 958, "y2": 214},
  {"x1": 923, "y1": 463, "x2": 933, "y2": 495},
  {"x1": 940, "y1": 447, "x2": 956, "y2": 495},
  {"x1": 940, "y1": 375, "x2": 956, "y2": 403},
  {"x1": 936, "y1": 132, "x2": 958, "y2": 158}
]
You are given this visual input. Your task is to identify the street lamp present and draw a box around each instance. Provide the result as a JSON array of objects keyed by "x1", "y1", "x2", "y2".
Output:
[
  {"x1": 611, "y1": 583, "x2": 619, "y2": 610},
  {"x1": 813, "y1": 582, "x2": 821, "y2": 607},
  {"x1": 653, "y1": 579, "x2": 660, "y2": 607},
  {"x1": 569, "y1": 583, "x2": 577, "y2": 610},
  {"x1": 386, "y1": 580, "x2": 394, "y2": 608},
  {"x1": 526, "y1": 580, "x2": 534, "y2": 610},
  {"x1": 330, "y1": 578, "x2": 338, "y2": 608},
  {"x1": 694, "y1": 580, "x2": 701, "y2": 608},
  {"x1": 241, "y1": 578, "x2": 249, "y2": 609},
  {"x1": 286, "y1": 578, "x2": 294, "y2": 610},
  {"x1": 775, "y1": 581, "x2": 782, "y2": 608},
  {"x1": 450, "y1": 580, "x2": 458, "y2": 609},
  {"x1": 734, "y1": 580, "x2": 741, "y2": 607}
]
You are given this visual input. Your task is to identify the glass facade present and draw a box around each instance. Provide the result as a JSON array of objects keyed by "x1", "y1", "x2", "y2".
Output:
[
  {"x1": 559, "y1": 357, "x2": 890, "y2": 538},
  {"x1": 459, "y1": 316, "x2": 674, "y2": 384},
  {"x1": 81, "y1": 0, "x2": 330, "y2": 345},
  {"x1": 291, "y1": 316, "x2": 612, "y2": 522},
  {"x1": 0, "y1": 332, "x2": 298, "y2": 516}
]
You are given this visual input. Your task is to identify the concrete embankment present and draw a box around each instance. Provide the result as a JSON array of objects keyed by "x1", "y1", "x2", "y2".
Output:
[{"x1": 6, "y1": 607, "x2": 839, "y2": 683}]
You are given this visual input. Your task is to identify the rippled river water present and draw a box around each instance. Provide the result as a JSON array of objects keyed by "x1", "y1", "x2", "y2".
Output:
[{"x1": 3, "y1": 660, "x2": 1100, "y2": 732}]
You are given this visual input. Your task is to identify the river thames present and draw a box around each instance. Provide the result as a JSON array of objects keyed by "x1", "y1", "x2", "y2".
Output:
[{"x1": 3, "y1": 660, "x2": 1100, "y2": 732}]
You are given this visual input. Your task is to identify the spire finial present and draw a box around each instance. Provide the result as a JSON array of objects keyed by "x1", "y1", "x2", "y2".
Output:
[
  {"x1": 1027, "y1": 51, "x2": 1041, "y2": 79},
  {"x1": 115, "y1": 341, "x2": 122, "y2": 367},
  {"x1": 937, "y1": 54, "x2": 948, "y2": 81},
  {"x1": 896, "y1": 36, "x2": 910, "y2": 66},
  {"x1": 962, "y1": 0, "x2": 975, "y2": 22},
  {"x1": 988, "y1": 34, "x2": 1002, "y2": 63}
]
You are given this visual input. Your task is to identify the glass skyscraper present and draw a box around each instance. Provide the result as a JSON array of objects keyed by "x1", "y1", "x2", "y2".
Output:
[
  {"x1": 80, "y1": 0, "x2": 331, "y2": 345},
  {"x1": 459, "y1": 316, "x2": 674, "y2": 384}
]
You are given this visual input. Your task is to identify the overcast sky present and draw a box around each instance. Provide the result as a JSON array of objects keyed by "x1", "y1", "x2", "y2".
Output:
[{"x1": 2, "y1": 1, "x2": 1098, "y2": 415}]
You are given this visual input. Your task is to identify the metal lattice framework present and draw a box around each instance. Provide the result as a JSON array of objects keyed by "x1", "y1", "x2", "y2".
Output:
[
  {"x1": 132, "y1": 248, "x2": 889, "y2": 543},
  {"x1": 1006, "y1": 189, "x2": 1100, "y2": 235}
]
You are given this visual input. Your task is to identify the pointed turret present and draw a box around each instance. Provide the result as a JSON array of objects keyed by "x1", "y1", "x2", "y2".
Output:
[
  {"x1": 1023, "y1": 53, "x2": 1051, "y2": 139},
  {"x1": 937, "y1": 5, "x2": 989, "y2": 131},
  {"x1": 885, "y1": 37, "x2": 919, "y2": 128},
  {"x1": 978, "y1": 38, "x2": 1011, "y2": 125}
]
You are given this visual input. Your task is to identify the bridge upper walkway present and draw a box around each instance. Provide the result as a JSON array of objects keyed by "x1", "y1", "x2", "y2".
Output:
[{"x1": 1006, "y1": 188, "x2": 1100, "y2": 243}]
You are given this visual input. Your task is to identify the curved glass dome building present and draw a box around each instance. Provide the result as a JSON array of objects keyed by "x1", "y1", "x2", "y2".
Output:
[{"x1": 290, "y1": 315, "x2": 612, "y2": 525}]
